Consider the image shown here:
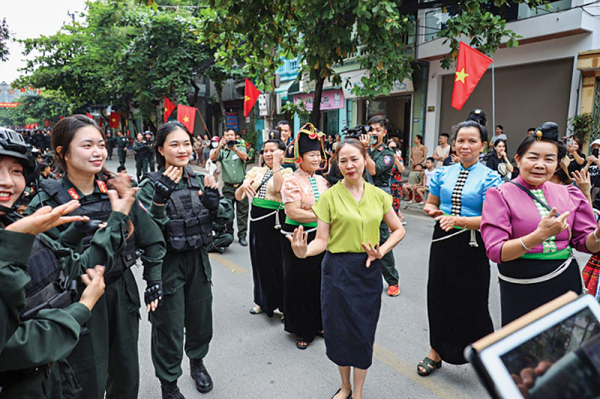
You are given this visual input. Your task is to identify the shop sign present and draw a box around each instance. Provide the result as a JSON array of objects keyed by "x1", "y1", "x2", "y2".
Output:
[
  {"x1": 340, "y1": 71, "x2": 414, "y2": 98},
  {"x1": 294, "y1": 89, "x2": 345, "y2": 112}
]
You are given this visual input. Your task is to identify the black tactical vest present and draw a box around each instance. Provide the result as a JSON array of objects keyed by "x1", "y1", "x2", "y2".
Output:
[
  {"x1": 39, "y1": 179, "x2": 137, "y2": 285},
  {"x1": 146, "y1": 167, "x2": 213, "y2": 251}
]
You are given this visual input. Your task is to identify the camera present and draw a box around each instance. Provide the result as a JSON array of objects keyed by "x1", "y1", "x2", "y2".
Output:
[
  {"x1": 593, "y1": 148, "x2": 599, "y2": 158},
  {"x1": 342, "y1": 125, "x2": 371, "y2": 139},
  {"x1": 227, "y1": 140, "x2": 239, "y2": 148}
]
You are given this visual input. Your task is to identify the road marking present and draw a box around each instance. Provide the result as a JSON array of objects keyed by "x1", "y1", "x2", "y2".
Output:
[
  {"x1": 209, "y1": 253, "x2": 249, "y2": 274},
  {"x1": 373, "y1": 344, "x2": 467, "y2": 399}
]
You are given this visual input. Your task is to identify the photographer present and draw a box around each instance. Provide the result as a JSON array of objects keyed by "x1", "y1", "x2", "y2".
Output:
[
  {"x1": 583, "y1": 139, "x2": 600, "y2": 201},
  {"x1": 210, "y1": 128, "x2": 249, "y2": 246}
]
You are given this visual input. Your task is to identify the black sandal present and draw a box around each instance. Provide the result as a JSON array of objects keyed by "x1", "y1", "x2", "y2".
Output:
[
  {"x1": 295, "y1": 338, "x2": 308, "y2": 350},
  {"x1": 417, "y1": 357, "x2": 442, "y2": 376}
]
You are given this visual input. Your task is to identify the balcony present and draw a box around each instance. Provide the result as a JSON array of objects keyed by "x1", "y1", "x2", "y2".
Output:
[{"x1": 276, "y1": 58, "x2": 300, "y2": 81}]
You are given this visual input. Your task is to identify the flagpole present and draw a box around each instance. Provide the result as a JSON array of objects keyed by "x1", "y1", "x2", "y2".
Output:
[
  {"x1": 196, "y1": 108, "x2": 211, "y2": 137},
  {"x1": 491, "y1": 62, "x2": 496, "y2": 137}
]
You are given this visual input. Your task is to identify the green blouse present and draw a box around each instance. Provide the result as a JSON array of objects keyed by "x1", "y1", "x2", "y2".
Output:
[{"x1": 312, "y1": 181, "x2": 392, "y2": 253}]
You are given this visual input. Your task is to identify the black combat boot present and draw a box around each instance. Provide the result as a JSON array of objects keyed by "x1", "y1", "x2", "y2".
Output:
[
  {"x1": 160, "y1": 379, "x2": 185, "y2": 399},
  {"x1": 190, "y1": 358, "x2": 213, "y2": 393}
]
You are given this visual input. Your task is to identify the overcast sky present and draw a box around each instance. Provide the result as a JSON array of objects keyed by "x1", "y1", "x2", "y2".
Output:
[{"x1": 0, "y1": 0, "x2": 87, "y2": 84}]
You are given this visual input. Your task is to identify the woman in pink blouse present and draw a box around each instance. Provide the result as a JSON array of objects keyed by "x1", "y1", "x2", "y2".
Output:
[
  {"x1": 481, "y1": 122, "x2": 600, "y2": 326},
  {"x1": 280, "y1": 123, "x2": 328, "y2": 350}
]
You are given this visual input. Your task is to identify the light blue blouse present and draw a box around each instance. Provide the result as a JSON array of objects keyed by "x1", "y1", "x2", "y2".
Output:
[{"x1": 429, "y1": 162, "x2": 502, "y2": 217}]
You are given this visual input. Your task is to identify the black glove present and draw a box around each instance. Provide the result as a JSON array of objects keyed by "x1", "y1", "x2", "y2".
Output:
[
  {"x1": 144, "y1": 280, "x2": 163, "y2": 305},
  {"x1": 201, "y1": 186, "x2": 220, "y2": 211},
  {"x1": 152, "y1": 174, "x2": 178, "y2": 205},
  {"x1": 73, "y1": 219, "x2": 103, "y2": 235}
]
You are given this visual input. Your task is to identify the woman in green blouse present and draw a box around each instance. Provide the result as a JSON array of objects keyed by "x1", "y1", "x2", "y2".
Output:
[{"x1": 288, "y1": 139, "x2": 405, "y2": 399}]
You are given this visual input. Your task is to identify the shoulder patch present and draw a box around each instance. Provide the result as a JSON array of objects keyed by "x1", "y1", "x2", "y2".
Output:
[
  {"x1": 67, "y1": 188, "x2": 80, "y2": 200},
  {"x1": 138, "y1": 199, "x2": 148, "y2": 213},
  {"x1": 383, "y1": 155, "x2": 393, "y2": 166}
]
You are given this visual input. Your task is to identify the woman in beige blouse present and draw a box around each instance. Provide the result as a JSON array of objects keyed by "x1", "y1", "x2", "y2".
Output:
[
  {"x1": 410, "y1": 134, "x2": 428, "y2": 171},
  {"x1": 236, "y1": 131, "x2": 292, "y2": 317}
]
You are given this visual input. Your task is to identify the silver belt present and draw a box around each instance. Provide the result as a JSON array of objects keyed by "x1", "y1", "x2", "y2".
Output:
[{"x1": 498, "y1": 256, "x2": 574, "y2": 285}]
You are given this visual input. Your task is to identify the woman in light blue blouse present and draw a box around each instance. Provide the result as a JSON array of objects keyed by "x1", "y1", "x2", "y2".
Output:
[{"x1": 417, "y1": 120, "x2": 502, "y2": 377}]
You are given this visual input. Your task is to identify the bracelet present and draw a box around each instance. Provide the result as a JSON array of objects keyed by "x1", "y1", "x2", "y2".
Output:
[
  {"x1": 519, "y1": 237, "x2": 531, "y2": 251},
  {"x1": 272, "y1": 168, "x2": 281, "y2": 173},
  {"x1": 463, "y1": 217, "x2": 468, "y2": 229},
  {"x1": 594, "y1": 229, "x2": 600, "y2": 243}
]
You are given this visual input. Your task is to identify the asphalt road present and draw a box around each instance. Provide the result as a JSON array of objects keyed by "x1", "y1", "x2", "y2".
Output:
[{"x1": 105, "y1": 154, "x2": 591, "y2": 399}]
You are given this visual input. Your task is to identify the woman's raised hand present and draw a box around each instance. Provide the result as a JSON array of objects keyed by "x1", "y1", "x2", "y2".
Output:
[
  {"x1": 79, "y1": 266, "x2": 106, "y2": 311},
  {"x1": 107, "y1": 186, "x2": 138, "y2": 216},
  {"x1": 361, "y1": 241, "x2": 382, "y2": 267},
  {"x1": 286, "y1": 226, "x2": 308, "y2": 259},
  {"x1": 6, "y1": 200, "x2": 86, "y2": 236},
  {"x1": 272, "y1": 150, "x2": 284, "y2": 166},
  {"x1": 238, "y1": 180, "x2": 256, "y2": 200},
  {"x1": 535, "y1": 208, "x2": 570, "y2": 240},
  {"x1": 572, "y1": 170, "x2": 591, "y2": 197},
  {"x1": 152, "y1": 166, "x2": 181, "y2": 205}
]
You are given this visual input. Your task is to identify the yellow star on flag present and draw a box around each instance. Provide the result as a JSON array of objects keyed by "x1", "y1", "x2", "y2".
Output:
[
  {"x1": 164, "y1": 107, "x2": 168, "y2": 112},
  {"x1": 183, "y1": 116, "x2": 189, "y2": 122},
  {"x1": 455, "y1": 68, "x2": 469, "y2": 83},
  {"x1": 111, "y1": 118, "x2": 116, "y2": 122},
  {"x1": 244, "y1": 96, "x2": 250, "y2": 102}
]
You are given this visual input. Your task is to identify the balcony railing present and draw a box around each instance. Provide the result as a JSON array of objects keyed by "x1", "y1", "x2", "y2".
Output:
[{"x1": 276, "y1": 58, "x2": 300, "y2": 80}]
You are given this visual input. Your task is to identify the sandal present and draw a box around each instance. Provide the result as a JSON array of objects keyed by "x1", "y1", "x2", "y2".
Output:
[
  {"x1": 249, "y1": 305, "x2": 263, "y2": 315},
  {"x1": 315, "y1": 330, "x2": 324, "y2": 338},
  {"x1": 295, "y1": 338, "x2": 308, "y2": 350},
  {"x1": 417, "y1": 357, "x2": 442, "y2": 376}
]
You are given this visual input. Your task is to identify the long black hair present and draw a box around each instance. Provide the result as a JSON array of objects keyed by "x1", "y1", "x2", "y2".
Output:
[{"x1": 155, "y1": 121, "x2": 193, "y2": 168}]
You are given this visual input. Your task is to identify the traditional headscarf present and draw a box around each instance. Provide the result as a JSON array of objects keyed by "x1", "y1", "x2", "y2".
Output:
[{"x1": 283, "y1": 123, "x2": 327, "y2": 166}]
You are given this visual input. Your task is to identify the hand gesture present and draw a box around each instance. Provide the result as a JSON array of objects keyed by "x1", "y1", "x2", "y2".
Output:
[
  {"x1": 272, "y1": 150, "x2": 284, "y2": 166},
  {"x1": 498, "y1": 149, "x2": 506, "y2": 159},
  {"x1": 79, "y1": 266, "x2": 106, "y2": 311},
  {"x1": 152, "y1": 166, "x2": 181, "y2": 205},
  {"x1": 567, "y1": 145, "x2": 576, "y2": 154},
  {"x1": 451, "y1": 154, "x2": 460, "y2": 163},
  {"x1": 198, "y1": 174, "x2": 218, "y2": 197},
  {"x1": 286, "y1": 226, "x2": 308, "y2": 259},
  {"x1": 571, "y1": 170, "x2": 591, "y2": 197},
  {"x1": 424, "y1": 203, "x2": 443, "y2": 218},
  {"x1": 361, "y1": 241, "x2": 382, "y2": 267},
  {"x1": 107, "y1": 186, "x2": 138, "y2": 216},
  {"x1": 535, "y1": 208, "x2": 570, "y2": 240},
  {"x1": 435, "y1": 215, "x2": 458, "y2": 232},
  {"x1": 238, "y1": 180, "x2": 256, "y2": 200},
  {"x1": 359, "y1": 134, "x2": 370, "y2": 149},
  {"x1": 6, "y1": 200, "x2": 85, "y2": 236},
  {"x1": 219, "y1": 138, "x2": 228, "y2": 149}
]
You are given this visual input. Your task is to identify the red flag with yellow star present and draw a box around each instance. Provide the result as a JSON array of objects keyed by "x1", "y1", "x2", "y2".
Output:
[
  {"x1": 109, "y1": 112, "x2": 121, "y2": 129},
  {"x1": 243, "y1": 78, "x2": 261, "y2": 117},
  {"x1": 451, "y1": 42, "x2": 493, "y2": 111},
  {"x1": 177, "y1": 104, "x2": 196, "y2": 133},
  {"x1": 164, "y1": 97, "x2": 176, "y2": 123}
]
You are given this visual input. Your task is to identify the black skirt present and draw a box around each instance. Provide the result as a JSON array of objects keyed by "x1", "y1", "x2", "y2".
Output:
[
  {"x1": 249, "y1": 205, "x2": 286, "y2": 316},
  {"x1": 321, "y1": 252, "x2": 382, "y2": 370},
  {"x1": 280, "y1": 222, "x2": 324, "y2": 342},
  {"x1": 427, "y1": 224, "x2": 493, "y2": 364},
  {"x1": 498, "y1": 257, "x2": 582, "y2": 326}
]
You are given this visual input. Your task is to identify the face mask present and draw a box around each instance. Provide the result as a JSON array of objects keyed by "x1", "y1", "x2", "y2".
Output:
[
  {"x1": 211, "y1": 142, "x2": 219, "y2": 148},
  {"x1": 369, "y1": 135, "x2": 379, "y2": 145}
]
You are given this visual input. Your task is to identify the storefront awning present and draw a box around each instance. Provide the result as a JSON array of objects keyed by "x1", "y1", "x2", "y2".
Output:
[{"x1": 275, "y1": 80, "x2": 296, "y2": 100}]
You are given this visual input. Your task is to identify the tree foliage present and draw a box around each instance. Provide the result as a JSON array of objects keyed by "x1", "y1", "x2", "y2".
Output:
[
  {"x1": 0, "y1": 92, "x2": 71, "y2": 127},
  {"x1": 0, "y1": 18, "x2": 10, "y2": 62},
  {"x1": 203, "y1": 0, "x2": 547, "y2": 126}
]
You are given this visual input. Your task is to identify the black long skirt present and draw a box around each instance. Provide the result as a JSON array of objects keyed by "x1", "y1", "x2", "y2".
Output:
[
  {"x1": 249, "y1": 205, "x2": 286, "y2": 316},
  {"x1": 321, "y1": 252, "x2": 382, "y2": 370},
  {"x1": 427, "y1": 224, "x2": 493, "y2": 364},
  {"x1": 498, "y1": 257, "x2": 582, "y2": 326},
  {"x1": 280, "y1": 222, "x2": 323, "y2": 342}
]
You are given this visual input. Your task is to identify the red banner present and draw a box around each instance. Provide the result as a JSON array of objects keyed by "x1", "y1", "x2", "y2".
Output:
[
  {"x1": 0, "y1": 102, "x2": 22, "y2": 108},
  {"x1": 177, "y1": 104, "x2": 196, "y2": 133},
  {"x1": 451, "y1": 42, "x2": 494, "y2": 111}
]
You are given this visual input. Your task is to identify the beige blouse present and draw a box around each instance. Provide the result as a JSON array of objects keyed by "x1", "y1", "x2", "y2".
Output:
[
  {"x1": 281, "y1": 168, "x2": 328, "y2": 209},
  {"x1": 244, "y1": 166, "x2": 293, "y2": 203}
]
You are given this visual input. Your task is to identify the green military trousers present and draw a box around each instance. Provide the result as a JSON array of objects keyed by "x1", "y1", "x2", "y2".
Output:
[
  {"x1": 118, "y1": 149, "x2": 127, "y2": 167},
  {"x1": 150, "y1": 251, "x2": 213, "y2": 383},
  {"x1": 379, "y1": 220, "x2": 400, "y2": 286},
  {"x1": 221, "y1": 184, "x2": 249, "y2": 240},
  {"x1": 135, "y1": 157, "x2": 149, "y2": 181},
  {"x1": 61, "y1": 270, "x2": 140, "y2": 399}
]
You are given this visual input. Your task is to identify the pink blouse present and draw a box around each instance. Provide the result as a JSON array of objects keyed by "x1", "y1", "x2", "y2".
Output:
[
  {"x1": 281, "y1": 168, "x2": 328, "y2": 210},
  {"x1": 481, "y1": 175, "x2": 597, "y2": 263}
]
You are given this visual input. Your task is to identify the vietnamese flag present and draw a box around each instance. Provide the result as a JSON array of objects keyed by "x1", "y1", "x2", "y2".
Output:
[
  {"x1": 98, "y1": 117, "x2": 104, "y2": 127},
  {"x1": 109, "y1": 113, "x2": 121, "y2": 129},
  {"x1": 243, "y1": 78, "x2": 261, "y2": 117},
  {"x1": 177, "y1": 104, "x2": 196, "y2": 133},
  {"x1": 45, "y1": 119, "x2": 50, "y2": 127},
  {"x1": 164, "y1": 97, "x2": 176, "y2": 123},
  {"x1": 451, "y1": 42, "x2": 494, "y2": 111},
  {"x1": 86, "y1": 112, "x2": 93, "y2": 119}
]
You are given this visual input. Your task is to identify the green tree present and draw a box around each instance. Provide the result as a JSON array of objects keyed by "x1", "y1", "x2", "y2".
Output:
[
  {"x1": 0, "y1": 18, "x2": 10, "y2": 62},
  {"x1": 203, "y1": 0, "x2": 547, "y2": 127}
]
